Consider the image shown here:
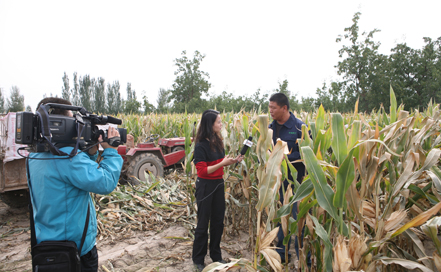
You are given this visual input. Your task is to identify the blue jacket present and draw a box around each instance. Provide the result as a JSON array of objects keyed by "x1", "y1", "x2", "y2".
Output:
[
  {"x1": 269, "y1": 112, "x2": 307, "y2": 183},
  {"x1": 27, "y1": 147, "x2": 123, "y2": 256}
]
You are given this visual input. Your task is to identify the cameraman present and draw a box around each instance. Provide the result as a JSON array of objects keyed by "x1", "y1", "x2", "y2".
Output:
[{"x1": 27, "y1": 97, "x2": 123, "y2": 272}]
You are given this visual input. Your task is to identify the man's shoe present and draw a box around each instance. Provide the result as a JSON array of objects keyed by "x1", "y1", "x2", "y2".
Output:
[
  {"x1": 194, "y1": 263, "x2": 205, "y2": 272},
  {"x1": 214, "y1": 259, "x2": 227, "y2": 264}
]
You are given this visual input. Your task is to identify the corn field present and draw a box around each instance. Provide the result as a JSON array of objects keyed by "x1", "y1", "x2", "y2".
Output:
[{"x1": 101, "y1": 87, "x2": 441, "y2": 272}]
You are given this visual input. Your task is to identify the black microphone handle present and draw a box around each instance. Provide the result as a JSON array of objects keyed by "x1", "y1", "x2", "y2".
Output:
[{"x1": 240, "y1": 136, "x2": 253, "y2": 155}]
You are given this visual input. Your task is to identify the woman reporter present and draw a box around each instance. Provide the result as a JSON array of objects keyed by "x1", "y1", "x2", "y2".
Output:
[{"x1": 192, "y1": 110, "x2": 243, "y2": 271}]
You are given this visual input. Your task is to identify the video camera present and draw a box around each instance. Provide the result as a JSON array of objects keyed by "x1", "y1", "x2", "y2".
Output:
[{"x1": 15, "y1": 103, "x2": 127, "y2": 155}]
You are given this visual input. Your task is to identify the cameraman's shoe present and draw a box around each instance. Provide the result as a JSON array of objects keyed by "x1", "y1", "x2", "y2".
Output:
[{"x1": 194, "y1": 263, "x2": 205, "y2": 272}]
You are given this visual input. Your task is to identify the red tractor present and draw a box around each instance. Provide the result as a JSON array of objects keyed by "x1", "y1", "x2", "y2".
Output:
[{"x1": 117, "y1": 134, "x2": 187, "y2": 183}]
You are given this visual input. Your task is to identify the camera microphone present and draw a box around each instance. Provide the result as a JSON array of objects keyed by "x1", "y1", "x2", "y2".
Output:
[
  {"x1": 234, "y1": 136, "x2": 253, "y2": 168},
  {"x1": 106, "y1": 116, "x2": 122, "y2": 125}
]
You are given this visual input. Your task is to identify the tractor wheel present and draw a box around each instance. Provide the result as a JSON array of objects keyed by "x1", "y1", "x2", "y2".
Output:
[
  {"x1": 127, "y1": 153, "x2": 164, "y2": 182},
  {"x1": 171, "y1": 146, "x2": 185, "y2": 164}
]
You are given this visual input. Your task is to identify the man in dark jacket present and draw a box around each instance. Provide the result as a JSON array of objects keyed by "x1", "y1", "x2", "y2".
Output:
[{"x1": 268, "y1": 93, "x2": 309, "y2": 264}]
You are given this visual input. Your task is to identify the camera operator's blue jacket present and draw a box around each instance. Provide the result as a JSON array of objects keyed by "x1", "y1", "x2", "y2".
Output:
[{"x1": 27, "y1": 146, "x2": 123, "y2": 256}]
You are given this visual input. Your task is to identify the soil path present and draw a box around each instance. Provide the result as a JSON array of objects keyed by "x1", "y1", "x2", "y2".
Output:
[{"x1": 0, "y1": 200, "x2": 272, "y2": 272}]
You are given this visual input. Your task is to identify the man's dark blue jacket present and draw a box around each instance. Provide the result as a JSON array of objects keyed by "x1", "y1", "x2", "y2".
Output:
[{"x1": 269, "y1": 112, "x2": 307, "y2": 183}]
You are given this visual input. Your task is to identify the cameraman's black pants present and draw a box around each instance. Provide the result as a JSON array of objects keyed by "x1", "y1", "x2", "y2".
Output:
[
  {"x1": 192, "y1": 178, "x2": 225, "y2": 265},
  {"x1": 81, "y1": 246, "x2": 98, "y2": 272}
]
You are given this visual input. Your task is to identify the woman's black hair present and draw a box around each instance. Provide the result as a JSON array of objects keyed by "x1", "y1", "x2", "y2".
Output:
[{"x1": 196, "y1": 109, "x2": 224, "y2": 152}]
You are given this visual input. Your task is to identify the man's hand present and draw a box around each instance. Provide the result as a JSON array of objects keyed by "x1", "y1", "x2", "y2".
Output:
[{"x1": 100, "y1": 127, "x2": 120, "y2": 150}]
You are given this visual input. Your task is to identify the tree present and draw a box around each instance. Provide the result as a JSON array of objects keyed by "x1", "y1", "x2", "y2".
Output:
[
  {"x1": 170, "y1": 50, "x2": 211, "y2": 113},
  {"x1": 94, "y1": 77, "x2": 106, "y2": 113},
  {"x1": 71, "y1": 72, "x2": 80, "y2": 106},
  {"x1": 300, "y1": 96, "x2": 316, "y2": 113},
  {"x1": 0, "y1": 88, "x2": 5, "y2": 113},
  {"x1": 272, "y1": 79, "x2": 300, "y2": 112},
  {"x1": 123, "y1": 83, "x2": 140, "y2": 114},
  {"x1": 106, "y1": 81, "x2": 122, "y2": 115},
  {"x1": 61, "y1": 72, "x2": 70, "y2": 101},
  {"x1": 315, "y1": 82, "x2": 350, "y2": 112},
  {"x1": 79, "y1": 75, "x2": 93, "y2": 110},
  {"x1": 142, "y1": 93, "x2": 155, "y2": 114},
  {"x1": 389, "y1": 37, "x2": 441, "y2": 110},
  {"x1": 7, "y1": 86, "x2": 25, "y2": 112},
  {"x1": 156, "y1": 88, "x2": 171, "y2": 113},
  {"x1": 207, "y1": 91, "x2": 239, "y2": 112},
  {"x1": 26, "y1": 105, "x2": 32, "y2": 112},
  {"x1": 334, "y1": 12, "x2": 390, "y2": 112}
]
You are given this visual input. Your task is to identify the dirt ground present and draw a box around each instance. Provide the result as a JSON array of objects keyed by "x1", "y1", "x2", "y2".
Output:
[{"x1": 0, "y1": 199, "x2": 297, "y2": 272}]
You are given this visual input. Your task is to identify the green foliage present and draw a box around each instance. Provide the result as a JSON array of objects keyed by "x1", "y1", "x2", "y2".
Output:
[
  {"x1": 170, "y1": 50, "x2": 211, "y2": 113},
  {"x1": 106, "y1": 81, "x2": 122, "y2": 115},
  {"x1": 334, "y1": 12, "x2": 389, "y2": 112},
  {"x1": 94, "y1": 77, "x2": 106, "y2": 113},
  {"x1": 206, "y1": 89, "x2": 268, "y2": 113},
  {"x1": 123, "y1": 83, "x2": 140, "y2": 114},
  {"x1": 142, "y1": 94, "x2": 154, "y2": 114},
  {"x1": 71, "y1": 72, "x2": 80, "y2": 106},
  {"x1": 318, "y1": 12, "x2": 441, "y2": 113},
  {"x1": 79, "y1": 74, "x2": 93, "y2": 110},
  {"x1": 7, "y1": 86, "x2": 24, "y2": 112},
  {"x1": 156, "y1": 88, "x2": 171, "y2": 113},
  {"x1": 61, "y1": 72, "x2": 70, "y2": 101},
  {"x1": 389, "y1": 37, "x2": 441, "y2": 110}
]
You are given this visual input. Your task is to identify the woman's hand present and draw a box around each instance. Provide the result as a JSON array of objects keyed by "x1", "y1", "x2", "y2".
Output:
[
  {"x1": 236, "y1": 154, "x2": 244, "y2": 164},
  {"x1": 222, "y1": 154, "x2": 244, "y2": 166}
]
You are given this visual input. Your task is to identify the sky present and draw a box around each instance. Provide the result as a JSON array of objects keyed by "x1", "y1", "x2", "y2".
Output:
[{"x1": 0, "y1": 0, "x2": 440, "y2": 111}]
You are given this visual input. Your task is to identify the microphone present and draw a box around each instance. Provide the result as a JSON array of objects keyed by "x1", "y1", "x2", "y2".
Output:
[
  {"x1": 234, "y1": 136, "x2": 253, "y2": 168},
  {"x1": 106, "y1": 116, "x2": 122, "y2": 125}
]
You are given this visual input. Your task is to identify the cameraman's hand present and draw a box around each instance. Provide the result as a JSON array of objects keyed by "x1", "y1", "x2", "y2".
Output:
[{"x1": 100, "y1": 127, "x2": 120, "y2": 150}]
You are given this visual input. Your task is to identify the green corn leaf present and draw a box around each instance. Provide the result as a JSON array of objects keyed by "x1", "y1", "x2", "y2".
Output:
[
  {"x1": 291, "y1": 178, "x2": 314, "y2": 204},
  {"x1": 310, "y1": 215, "x2": 333, "y2": 272},
  {"x1": 347, "y1": 120, "x2": 361, "y2": 150},
  {"x1": 321, "y1": 128, "x2": 333, "y2": 158},
  {"x1": 301, "y1": 146, "x2": 338, "y2": 221},
  {"x1": 313, "y1": 129, "x2": 325, "y2": 155},
  {"x1": 299, "y1": 124, "x2": 312, "y2": 148},
  {"x1": 331, "y1": 113, "x2": 348, "y2": 166},
  {"x1": 316, "y1": 104, "x2": 325, "y2": 131},
  {"x1": 284, "y1": 154, "x2": 299, "y2": 189},
  {"x1": 333, "y1": 149, "x2": 355, "y2": 208},
  {"x1": 310, "y1": 122, "x2": 317, "y2": 141},
  {"x1": 298, "y1": 199, "x2": 317, "y2": 219},
  {"x1": 242, "y1": 114, "x2": 250, "y2": 139},
  {"x1": 390, "y1": 85, "x2": 397, "y2": 124}
]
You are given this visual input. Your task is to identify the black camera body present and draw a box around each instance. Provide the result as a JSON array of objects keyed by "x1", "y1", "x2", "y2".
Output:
[{"x1": 15, "y1": 103, "x2": 127, "y2": 154}]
